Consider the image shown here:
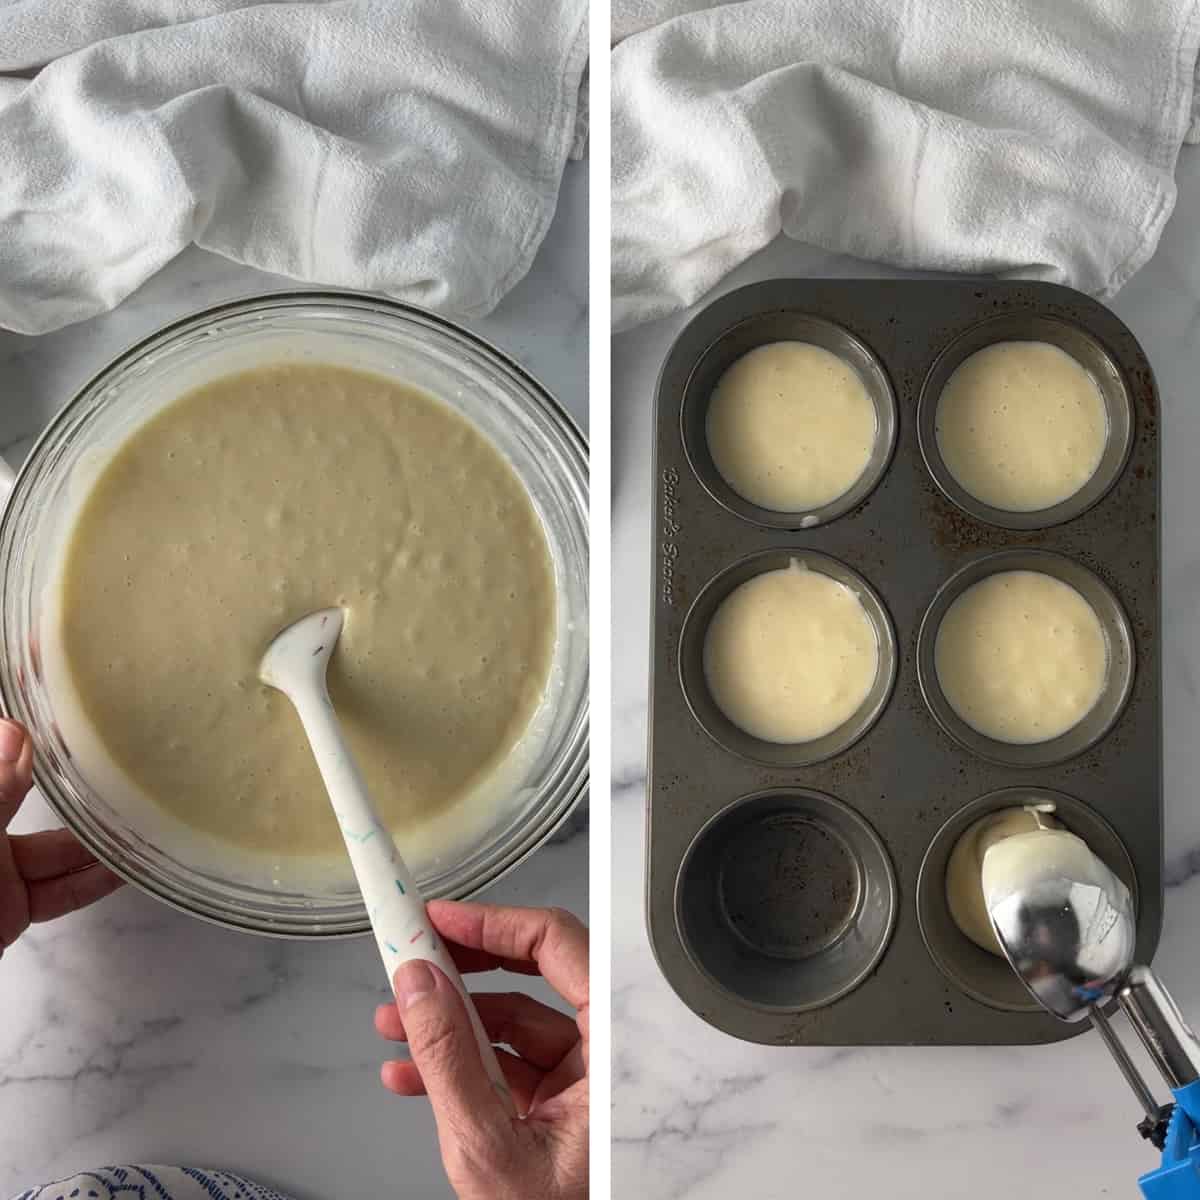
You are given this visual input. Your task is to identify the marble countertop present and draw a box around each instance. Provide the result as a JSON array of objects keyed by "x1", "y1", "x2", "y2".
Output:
[
  {"x1": 0, "y1": 164, "x2": 587, "y2": 1199},
  {"x1": 612, "y1": 149, "x2": 1200, "y2": 1198}
]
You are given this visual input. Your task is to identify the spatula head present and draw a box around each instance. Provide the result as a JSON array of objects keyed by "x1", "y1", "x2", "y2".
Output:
[{"x1": 259, "y1": 607, "x2": 345, "y2": 699}]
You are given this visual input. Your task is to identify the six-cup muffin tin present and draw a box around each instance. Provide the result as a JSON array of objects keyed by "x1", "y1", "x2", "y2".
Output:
[{"x1": 646, "y1": 279, "x2": 1162, "y2": 1045}]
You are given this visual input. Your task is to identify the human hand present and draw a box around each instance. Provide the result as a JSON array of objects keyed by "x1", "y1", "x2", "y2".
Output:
[
  {"x1": 0, "y1": 719, "x2": 123, "y2": 957},
  {"x1": 374, "y1": 900, "x2": 588, "y2": 1200}
]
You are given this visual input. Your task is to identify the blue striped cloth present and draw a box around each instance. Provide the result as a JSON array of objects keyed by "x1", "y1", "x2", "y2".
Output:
[{"x1": 10, "y1": 1166, "x2": 295, "y2": 1200}]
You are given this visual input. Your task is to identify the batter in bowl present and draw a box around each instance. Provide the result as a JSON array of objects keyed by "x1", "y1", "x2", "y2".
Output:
[
  {"x1": 704, "y1": 560, "x2": 879, "y2": 744},
  {"x1": 706, "y1": 342, "x2": 877, "y2": 512},
  {"x1": 53, "y1": 363, "x2": 556, "y2": 868},
  {"x1": 935, "y1": 341, "x2": 1108, "y2": 512},
  {"x1": 934, "y1": 570, "x2": 1107, "y2": 744},
  {"x1": 946, "y1": 807, "x2": 1064, "y2": 955}
]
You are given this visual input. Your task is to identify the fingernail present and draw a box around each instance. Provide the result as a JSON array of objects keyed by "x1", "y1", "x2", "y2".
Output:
[
  {"x1": 393, "y1": 959, "x2": 437, "y2": 1011},
  {"x1": 0, "y1": 722, "x2": 25, "y2": 764}
]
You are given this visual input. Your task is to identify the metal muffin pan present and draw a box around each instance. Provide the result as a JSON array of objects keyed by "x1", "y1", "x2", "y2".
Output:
[{"x1": 647, "y1": 279, "x2": 1162, "y2": 1045}]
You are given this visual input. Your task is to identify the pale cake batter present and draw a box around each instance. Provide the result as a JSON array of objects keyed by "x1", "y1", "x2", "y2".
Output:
[
  {"x1": 946, "y1": 807, "x2": 1064, "y2": 955},
  {"x1": 703, "y1": 560, "x2": 879, "y2": 744},
  {"x1": 56, "y1": 363, "x2": 556, "y2": 863},
  {"x1": 935, "y1": 341, "x2": 1108, "y2": 512},
  {"x1": 934, "y1": 571, "x2": 1107, "y2": 744},
  {"x1": 981, "y1": 823, "x2": 1107, "y2": 932},
  {"x1": 706, "y1": 342, "x2": 877, "y2": 512}
]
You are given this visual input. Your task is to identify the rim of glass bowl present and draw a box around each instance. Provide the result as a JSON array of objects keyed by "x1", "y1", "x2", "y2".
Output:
[{"x1": 0, "y1": 291, "x2": 589, "y2": 938}]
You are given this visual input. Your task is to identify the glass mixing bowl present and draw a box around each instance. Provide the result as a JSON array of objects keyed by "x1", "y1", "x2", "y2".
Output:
[{"x1": 0, "y1": 293, "x2": 589, "y2": 937}]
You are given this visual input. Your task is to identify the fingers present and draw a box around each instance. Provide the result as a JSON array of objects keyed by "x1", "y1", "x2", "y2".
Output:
[
  {"x1": 427, "y1": 901, "x2": 589, "y2": 1010},
  {"x1": 27, "y1": 861, "x2": 124, "y2": 924},
  {"x1": 381, "y1": 1046, "x2": 542, "y2": 1114},
  {"x1": 0, "y1": 721, "x2": 33, "y2": 829},
  {"x1": 429, "y1": 943, "x2": 542, "y2": 979},
  {"x1": 376, "y1": 990, "x2": 579, "y2": 1070},
  {"x1": 531, "y1": 1040, "x2": 587, "y2": 1109},
  {"x1": 0, "y1": 830, "x2": 123, "y2": 952},
  {"x1": 415, "y1": 939, "x2": 541, "y2": 981},
  {"x1": 374, "y1": 1001, "x2": 407, "y2": 1041},
  {"x1": 0, "y1": 723, "x2": 39, "y2": 952},
  {"x1": 391, "y1": 960, "x2": 513, "y2": 1161},
  {"x1": 9, "y1": 829, "x2": 99, "y2": 880},
  {"x1": 475, "y1": 992, "x2": 580, "y2": 1069},
  {"x1": 0, "y1": 837, "x2": 30, "y2": 953}
]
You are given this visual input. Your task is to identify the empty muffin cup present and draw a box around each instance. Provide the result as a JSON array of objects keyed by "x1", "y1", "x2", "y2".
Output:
[
  {"x1": 917, "y1": 788, "x2": 1137, "y2": 1012},
  {"x1": 676, "y1": 790, "x2": 897, "y2": 1011},
  {"x1": 917, "y1": 314, "x2": 1133, "y2": 530},
  {"x1": 680, "y1": 313, "x2": 897, "y2": 529},
  {"x1": 680, "y1": 550, "x2": 897, "y2": 767},
  {"x1": 917, "y1": 549, "x2": 1134, "y2": 767}
]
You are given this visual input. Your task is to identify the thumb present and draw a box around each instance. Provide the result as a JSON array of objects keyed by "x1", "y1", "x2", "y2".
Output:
[{"x1": 393, "y1": 959, "x2": 512, "y2": 1157}]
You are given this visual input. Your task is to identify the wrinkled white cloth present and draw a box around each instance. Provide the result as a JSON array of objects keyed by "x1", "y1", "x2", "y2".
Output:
[
  {"x1": 0, "y1": 0, "x2": 588, "y2": 335},
  {"x1": 612, "y1": 0, "x2": 1200, "y2": 330}
]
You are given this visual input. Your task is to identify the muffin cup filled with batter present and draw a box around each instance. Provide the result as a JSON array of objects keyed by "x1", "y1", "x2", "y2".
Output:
[
  {"x1": 679, "y1": 550, "x2": 897, "y2": 767},
  {"x1": 917, "y1": 549, "x2": 1134, "y2": 767},
  {"x1": 918, "y1": 314, "x2": 1133, "y2": 530},
  {"x1": 679, "y1": 313, "x2": 897, "y2": 529},
  {"x1": 916, "y1": 789, "x2": 1136, "y2": 1012},
  {"x1": 675, "y1": 790, "x2": 897, "y2": 1012}
]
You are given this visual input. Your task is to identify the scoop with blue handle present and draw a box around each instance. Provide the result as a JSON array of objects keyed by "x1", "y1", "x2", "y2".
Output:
[
  {"x1": 984, "y1": 833, "x2": 1200, "y2": 1194},
  {"x1": 260, "y1": 607, "x2": 516, "y2": 1117}
]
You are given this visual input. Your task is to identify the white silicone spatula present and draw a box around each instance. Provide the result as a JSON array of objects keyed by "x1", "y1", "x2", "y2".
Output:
[{"x1": 260, "y1": 607, "x2": 515, "y2": 1116}]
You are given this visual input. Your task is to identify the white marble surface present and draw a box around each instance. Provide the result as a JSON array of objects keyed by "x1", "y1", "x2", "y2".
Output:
[
  {"x1": 612, "y1": 149, "x2": 1200, "y2": 1198},
  {"x1": 0, "y1": 164, "x2": 587, "y2": 1199}
]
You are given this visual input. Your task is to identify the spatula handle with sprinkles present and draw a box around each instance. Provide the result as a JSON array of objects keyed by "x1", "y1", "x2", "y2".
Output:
[{"x1": 281, "y1": 672, "x2": 515, "y2": 1116}]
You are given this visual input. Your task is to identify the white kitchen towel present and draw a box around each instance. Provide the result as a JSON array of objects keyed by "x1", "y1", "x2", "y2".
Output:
[
  {"x1": 612, "y1": 0, "x2": 1200, "y2": 330},
  {"x1": 0, "y1": 0, "x2": 588, "y2": 336}
]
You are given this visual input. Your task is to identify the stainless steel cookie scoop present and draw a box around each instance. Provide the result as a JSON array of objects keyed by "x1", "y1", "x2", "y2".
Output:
[
  {"x1": 984, "y1": 829, "x2": 1200, "y2": 1166},
  {"x1": 260, "y1": 607, "x2": 516, "y2": 1116},
  {"x1": 982, "y1": 825, "x2": 1136, "y2": 1022}
]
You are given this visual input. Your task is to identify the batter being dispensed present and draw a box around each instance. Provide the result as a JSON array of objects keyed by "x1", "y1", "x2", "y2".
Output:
[
  {"x1": 704, "y1": 560, "x2": 879, "y2": 743},
  {"x1": 935, "y1": 341, "x2": 1108, "y2": 512},
  {"x1": 946, "y1": 807, "x2": 1063, "y2": 955},
  {"x1": 706, "y1": 341, "x2": 877, "y2": 512},
  {"x1": 934, "y1": 570, "x2": 1107, "y2": 744},
  {"x1": 54, "y1": 363, "x2": 556, "y2": 868},
  {"x1": 947, "y1": 805, "x2": 1099, "y2": 958}
]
